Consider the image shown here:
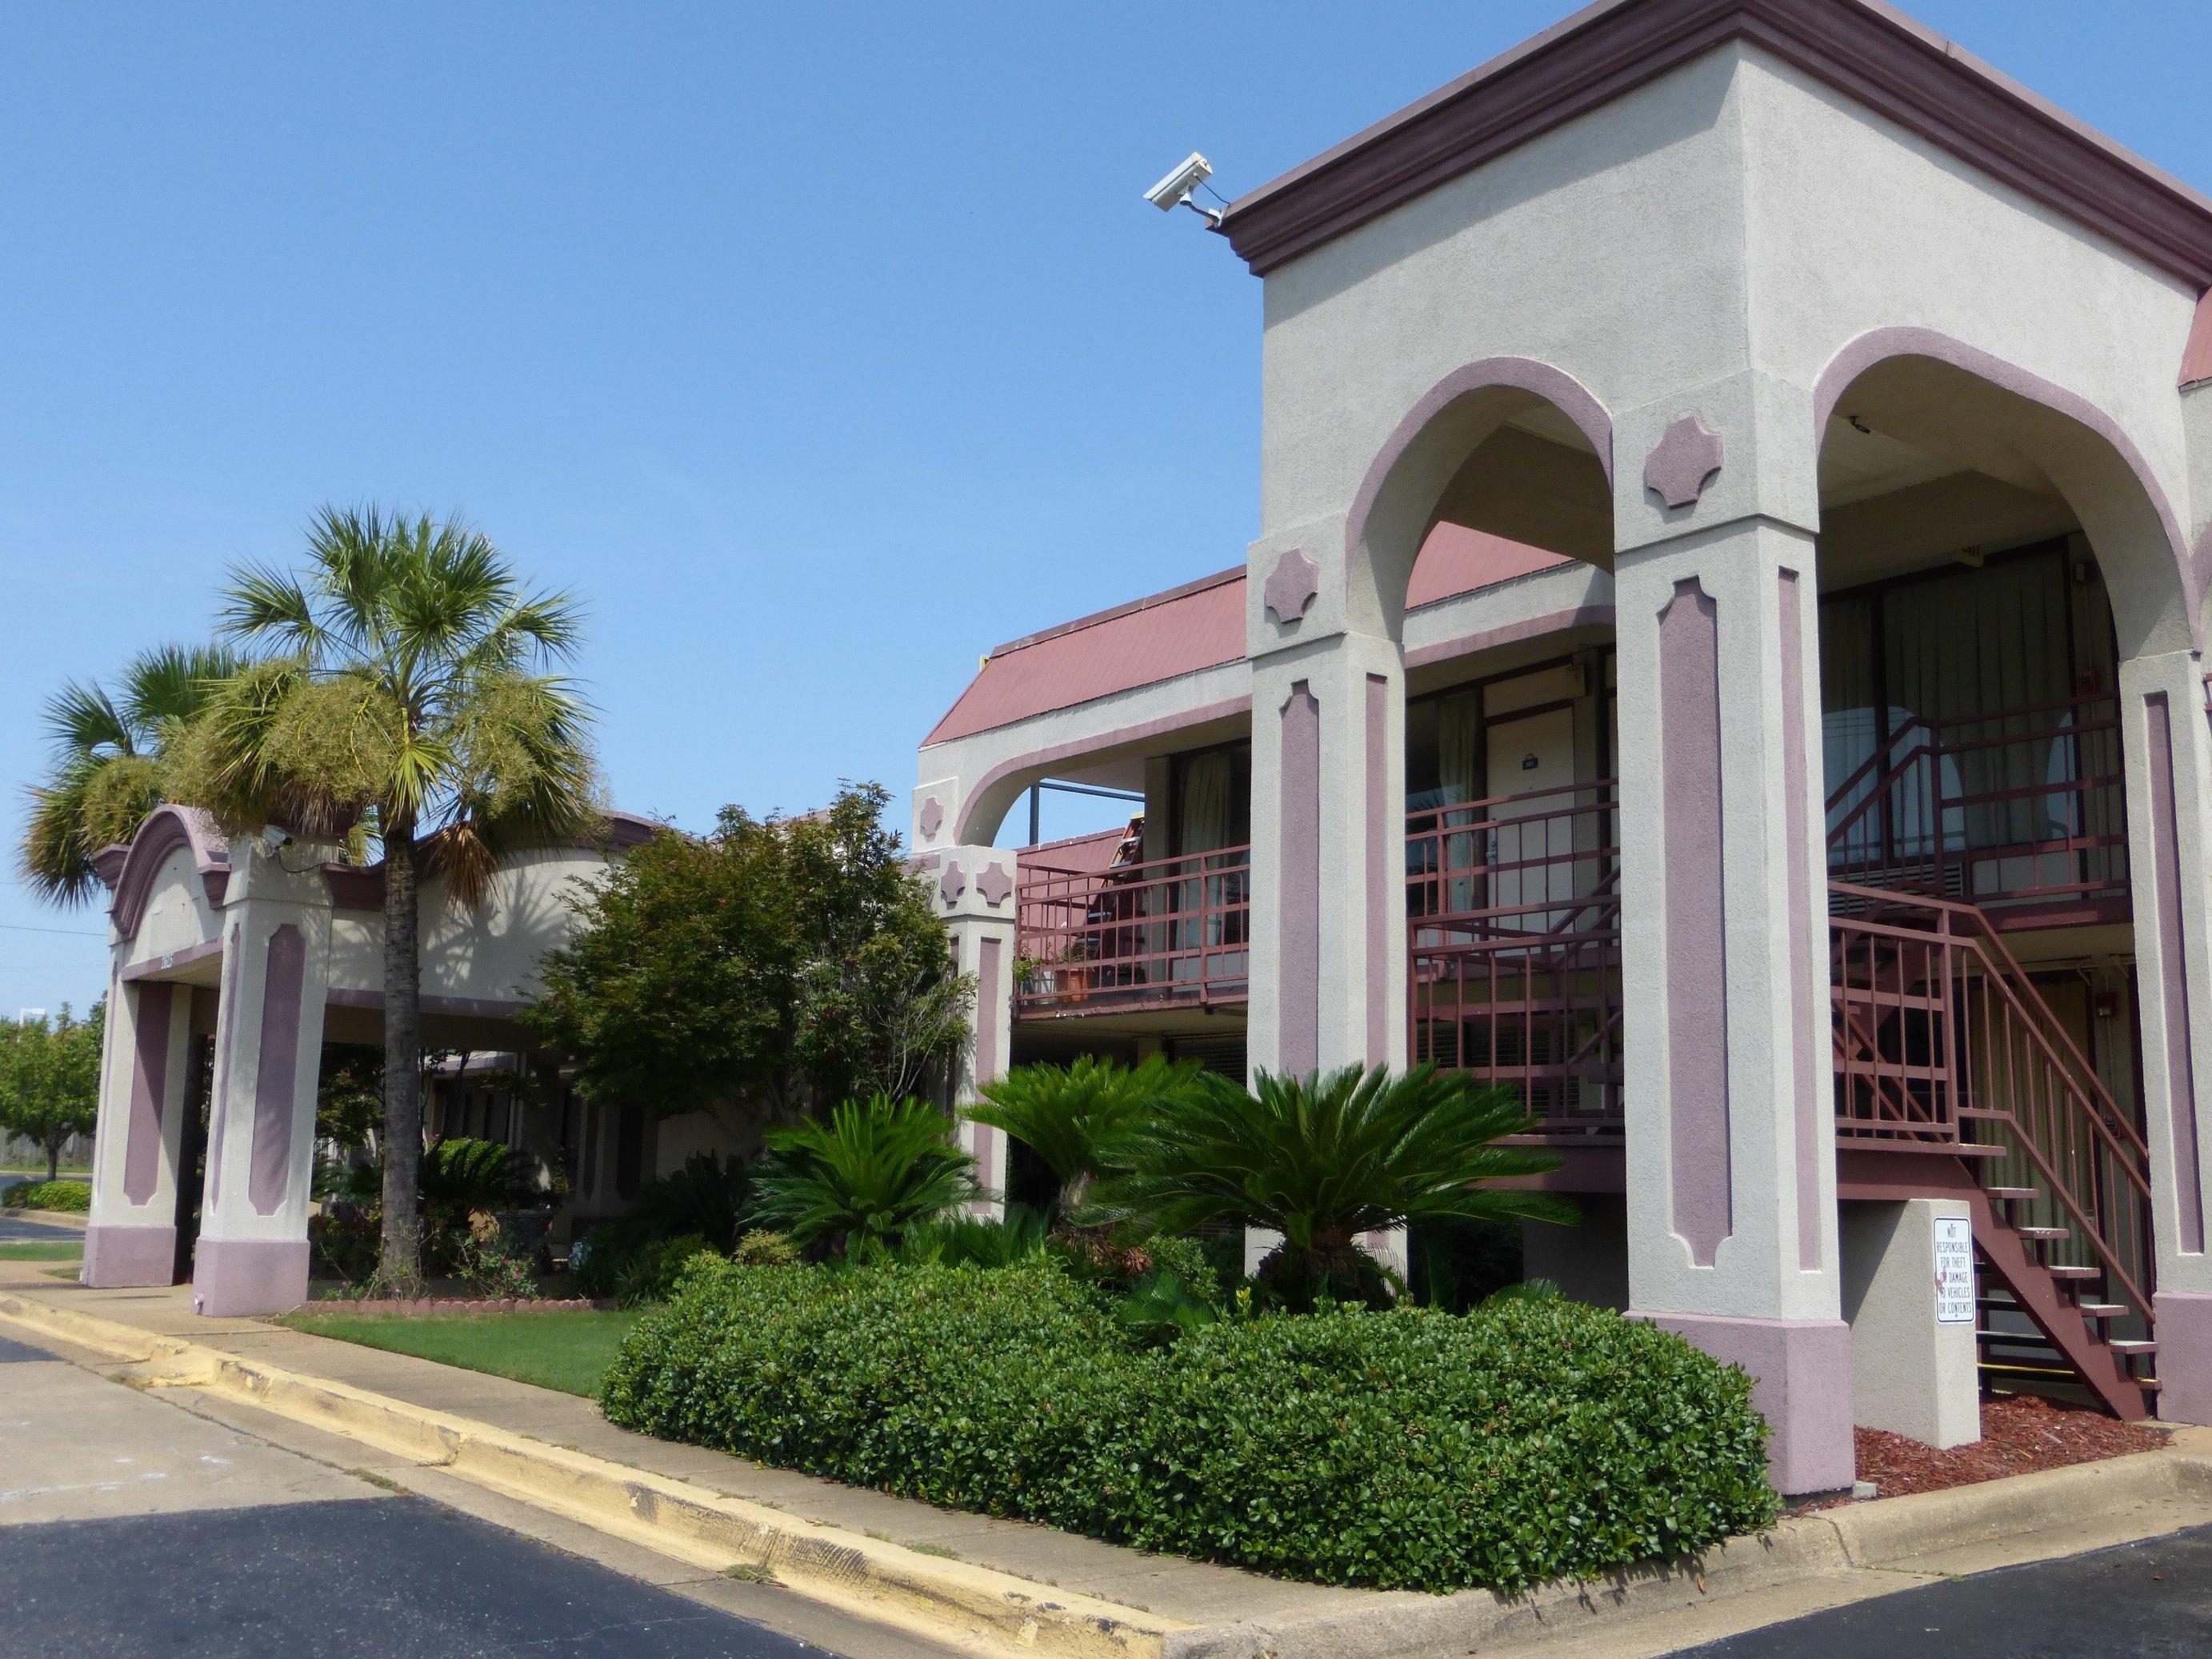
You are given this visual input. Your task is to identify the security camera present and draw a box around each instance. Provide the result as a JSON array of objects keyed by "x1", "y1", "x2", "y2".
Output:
[{"x1": 1144, "y1": 151, "x2": 1214, "y2": 214}]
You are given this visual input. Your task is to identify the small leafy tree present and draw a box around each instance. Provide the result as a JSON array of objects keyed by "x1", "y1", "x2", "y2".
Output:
[
  {"x1": 0, "y1": 1004, "x2": 104, "y2": 1180},
  {"x1": 1089, "y1": 1064, "x2": 1577, "y2": 1308},
  {"x1": 750, "y1": 1094, "x2": 978, "y2": 1258},
  {"x1": 525, "y1": 782, "x2": 971, "y2": 1131},
  {"x1": 964, "y1": 1055, "x2": 1201, "y2": 1220},
  {"x1": 18, "y1": 645, "x2": 244, "y2": 905}
]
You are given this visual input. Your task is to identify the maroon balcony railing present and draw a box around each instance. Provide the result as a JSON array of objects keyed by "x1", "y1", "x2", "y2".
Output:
[
  {"x1": 1406, "y1": 780, "x2": 1624, "y2": 1139},
  {"x1": 1825, "y1": 690, "x2": 2128, "y2": 920},
  {"x1": 1014, "y1": 845, "x2": 1250, "y2": 1016}
]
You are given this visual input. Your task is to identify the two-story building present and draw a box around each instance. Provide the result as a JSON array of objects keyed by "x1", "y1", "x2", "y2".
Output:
[{"x1": 914, "y1": 0, "x2": 2212, "y2": 1494}]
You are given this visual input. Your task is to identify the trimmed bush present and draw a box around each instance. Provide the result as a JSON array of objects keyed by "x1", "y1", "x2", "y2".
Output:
[
  {"x1": 602, "y1": 1261, "x2": 1779, "y2": 1593},
  {"x1": 4, "y1": 1178, "x2": 90, "y2": 1213}
]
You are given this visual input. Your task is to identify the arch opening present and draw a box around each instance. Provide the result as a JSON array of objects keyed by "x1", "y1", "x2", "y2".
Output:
[{"x1": 1345, "y1": 359, "x2": 1618, "y2": 643}]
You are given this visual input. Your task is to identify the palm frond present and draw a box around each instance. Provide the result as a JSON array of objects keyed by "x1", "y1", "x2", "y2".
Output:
[
  {"x1": 42, "y1": 679, "x2": 134, "y2": 760},
  {"x1": 1087, "y1": 1064, "x2": 1576, "y2": 1298},
  {"x1": 124, "y1": 642, "x2": 248, "y2": 738},
  {"x1": 18, "y1": 759, "x2": 105, "y2": 905},
  {"x1": 752, "y1": 1094, "x2": 979, "y2": 1257},
  {"x1": 220, "y1": 562, "x2": 326, "y2": 657}
]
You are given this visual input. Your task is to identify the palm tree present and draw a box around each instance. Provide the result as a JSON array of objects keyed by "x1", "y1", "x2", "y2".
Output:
[
  {"x1": 751, "y1": 1093, "x2": 979, "y2": 1259},
  {"x1": 963, "y1": 1054, "x2": 1200, "y2": 1220},
  {"x1": 1088, "y1": 1063, "x2": 1578, "y2": 1308},
  {"x1": 19, "y1": 644, "x2": 244, "y2": 904},
  {"x1": 176, "y1": 506, "x2": 595, "y2": 1288}
]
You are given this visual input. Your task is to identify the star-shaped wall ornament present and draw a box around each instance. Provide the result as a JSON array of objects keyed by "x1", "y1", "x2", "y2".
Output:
[
  {"x1": 977, "y1": 861, "x2": 1014, "y2": 906},
  {"x1": 1643, "y1": 415, "x2": 1724, "y2": 509},
  {"x1": 1264, "y1": 547, "x2": 1320, "y2": 623},
  {"x1": 938, "y1": 861, "x2": 966, "y2": 905},
  {"x1": 918, "y1": 796, "x2": 944, "y2": 839}
]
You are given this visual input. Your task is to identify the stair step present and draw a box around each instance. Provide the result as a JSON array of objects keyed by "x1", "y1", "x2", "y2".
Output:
[
  {"x1": 2047, "y1": 1265, "x2": 2101, "y2": 1280},
  {"x1": 2015, "y1": 1226, "x2": 2072, "y2": 1241},
  {"x1": 1984, "y1": 1187, "x2": 2038, "y2": 1201},
  {"x1": 2078, "y1": 1303, "x2": 2130, "y2": 1318},
  {"x1": 2107, "y1": 1340, "x2": 2158, "y2": 1356}
]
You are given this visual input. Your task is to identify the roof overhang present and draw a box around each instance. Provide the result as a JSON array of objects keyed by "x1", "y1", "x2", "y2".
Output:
[{"x1": 1220, "y1": 0, "x2": 2212, "y2": 286}]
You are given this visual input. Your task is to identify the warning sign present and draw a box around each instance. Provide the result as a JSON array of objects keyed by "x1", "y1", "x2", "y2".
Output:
[{"x1": 1934, "y1": 1213, "x2": 1974, "y2": 1325}]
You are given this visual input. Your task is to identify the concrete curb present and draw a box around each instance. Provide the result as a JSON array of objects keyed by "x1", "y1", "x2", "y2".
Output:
[
  {"x1": 2, "y1": 1207, "x2": 90, "y2": 1229},
  {"x1": 0, "y1": 1292, "x2": 1186, "y2": 1659},
  {"x1": 7, "y1": 1285, "x2": 2212, "y2": 1659}
]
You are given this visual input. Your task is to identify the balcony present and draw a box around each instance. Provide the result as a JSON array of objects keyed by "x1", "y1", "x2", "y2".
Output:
[{"x1": 1014, "y1": 845, "x2": 1251, "y2": 1017}]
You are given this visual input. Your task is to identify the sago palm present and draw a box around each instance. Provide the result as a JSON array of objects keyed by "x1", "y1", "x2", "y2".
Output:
[
  {"x1": 751, "y1": 1093, "x2": 979, "y2": 1258},
  {"x1": 174, "y1": 506, "x2": 595, "y2": 1288},
  {"x1": 18, "y1": 643, "x2": 244, "y2": 905},
  {"x1": 963, "y1": 1053, "x2": 1200, "y2": 1218},
  {"x1": 1089, "y1": 1063, "x2": 1576, "y2": 1307}
]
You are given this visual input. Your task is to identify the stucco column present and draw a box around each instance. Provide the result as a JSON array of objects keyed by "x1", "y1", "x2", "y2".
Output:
[
  {"x1": 1841, "y1": 1198, "x2": 1980, "y2": 1449},
  {"x1": 1614, "y1": 515, "x2": 1852, "y2": 1495},
  {"x1": 82, "y1": 971, "x2": 193, "y2": 1287},
  {"x1": 930, "y1": 845, "x2": 1018, "y2": 1218},
  {"x1": 1245, "y1": 534, "x2": 1410, "y2": 1280},
  {"x1": 2116, "y1": 648, "x2": 2212, "y2": 1423},
  {"x1": 1245, "y1": 628, "x2": 1408, "y2": 1081},
  {"x1": 190, "y1": 838, "x2": 333, "y2": 1317}
]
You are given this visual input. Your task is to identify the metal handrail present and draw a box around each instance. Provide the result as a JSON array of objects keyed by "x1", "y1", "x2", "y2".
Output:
[{"x1": 1013, "y1": 842, "x2": 1251, "y2": 1014}]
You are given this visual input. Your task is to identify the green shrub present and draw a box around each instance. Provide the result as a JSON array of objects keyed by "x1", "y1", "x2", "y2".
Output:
[
  {"x1": 894, "y1": 1205, "x2": 1050, "y2": 1269},
  {"x1": 602, "y1": 1261, "x2": 1779, "y2": 1593},
  {"x1": 571, "y1": 1226, "x2": 716, "y2": 1305},
  {"x1": 730, "y1": 1229, "x2": 802, "y2": 1267},
  {"x1": 4, "y1": 1178, "x2": 90, "y2": 1213}
]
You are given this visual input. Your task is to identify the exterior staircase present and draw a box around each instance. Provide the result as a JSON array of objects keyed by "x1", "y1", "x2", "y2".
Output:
[{"x1": 1826, "y1": 730, "x2": 2158, "y2": 1417}]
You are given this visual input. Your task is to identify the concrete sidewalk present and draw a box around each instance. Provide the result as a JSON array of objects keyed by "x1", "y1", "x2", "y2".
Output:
[
  {"x1": 2, "y1": 1265, "x2": 1377, "y2": 1640},
  {"x1": 10, "y1": 1261, "x2": 2212, "y2": 1659}
]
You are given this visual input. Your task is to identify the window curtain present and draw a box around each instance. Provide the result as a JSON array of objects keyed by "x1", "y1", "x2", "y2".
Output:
[{"x1": 1884, "y1": 553, "x2": 2071, "y2": 857}]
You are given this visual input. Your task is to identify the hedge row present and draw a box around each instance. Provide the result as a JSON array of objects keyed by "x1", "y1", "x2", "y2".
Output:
[
  {"x1": 3, "y1": 1178, "x2": 90, "y2": 1212},
  {"x1": 600, "y1": 1261, "x2": 1779, "y2": 1593}
]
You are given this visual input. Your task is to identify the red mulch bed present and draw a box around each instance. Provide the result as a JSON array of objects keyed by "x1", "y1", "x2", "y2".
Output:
[{"x1": 1849, "y1": 1393, "x2": 2167, "y2": 1500}]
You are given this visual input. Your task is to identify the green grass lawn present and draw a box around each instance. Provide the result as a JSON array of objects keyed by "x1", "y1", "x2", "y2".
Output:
[
  {"x1": 279, "y1": 1309, "x2": 642, "y2": 1397},
  {"x1": 0, "y1": 1241, "x2": 82, "y2": 1261}
]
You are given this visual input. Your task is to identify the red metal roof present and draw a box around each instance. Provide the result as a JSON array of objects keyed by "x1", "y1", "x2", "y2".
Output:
[
  {"x1": 1406, "y1": 523, "x2": 1570, "y2": 607},
  {"x1": 923, "y1": 529, "x2": 1569, "y2": 746},
  {"x1": 924, "y1": 568, "x2": 1247, "y2": 745},
  {"x1": 1016, "y1": 824, "x2": 1139, "y2": 877}
]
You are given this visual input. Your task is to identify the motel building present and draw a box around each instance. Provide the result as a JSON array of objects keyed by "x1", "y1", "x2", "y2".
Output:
[
  {"x1": 913, "y1": 0, "x2": 2212, "y2": 1493},
  {"x1": 66, "y1": 0, "x2": 2212, "y2": 1506}
]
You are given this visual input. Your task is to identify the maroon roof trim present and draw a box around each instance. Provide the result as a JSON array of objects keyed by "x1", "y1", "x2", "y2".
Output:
[
  {"x1": 1220, "y1": 0, "x2": 2212, "y2": 286},
  {"x1": 988, "y1": 566, "x2": 1246, "y2": 657}
]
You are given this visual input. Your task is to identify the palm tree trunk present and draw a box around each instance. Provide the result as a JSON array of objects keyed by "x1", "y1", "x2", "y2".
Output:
[{"x1": 378, "y1": 822, "x2": 424, "y2": 1286}]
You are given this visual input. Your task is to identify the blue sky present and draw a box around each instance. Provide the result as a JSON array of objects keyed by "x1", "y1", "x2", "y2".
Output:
[{"x1": 4, "y1": 0, "x2": 2208, "y2": 1016}]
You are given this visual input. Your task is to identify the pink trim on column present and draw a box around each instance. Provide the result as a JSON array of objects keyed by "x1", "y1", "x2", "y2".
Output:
[
  {"x1": 1365, "y1": 673, "x2": 1390, "y2": 1064},
  {"x1": 82, "y1": 1223, "x2": 178, "y2": 1289},
  {"x1": 248, "y1": 923, "x2": 306, "y2": 1217},
  {"x1": 1778, "y1": 570, "x2": 1821, "y2": 1272},
  {"x1": 1635, "y1": 1313, "x2": 1855, "y2": 1496},
  {"x1": 2182, "y1": 292, "x2": 2212, "y2": 390},
  {"x1": 1660, "y1": 578, "x2": 1732, "y2": 1266},
  {"x1": 1345, "y1": 357, "x2": 1614, "y2": 582},
  {"x1": 976, "y1": 937, "x2": 1003, "y2": 1083},
  {"x1": 1279, "y1": 682, "x2": 1322, "y2": 1077},
  {"x1": 2153, "y1": 1291, "x2": 2212, "y2": 1424},
  {"x1": 122, "y1": 981, "x2": 174, "y2": 1205},
  {"x1": 205, "y1": 927, "x2": 242, "y2": 1210},
  {"x1": 1811, "y1": 326, "x2": 2198, "y2": 647},
  {"x1": 2146, "y1": 692, "x2": 2205, "y2": 1253},
  {"x1": 191, "y1": 1236, "x2": 310, "y2": 1317}
]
